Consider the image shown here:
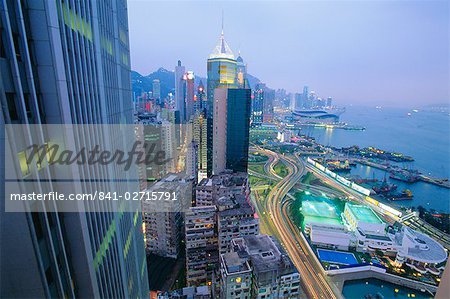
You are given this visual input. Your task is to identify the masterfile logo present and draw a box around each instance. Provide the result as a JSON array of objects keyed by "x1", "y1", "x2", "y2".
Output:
[
  {"x1": 26, "y1": 141, "x2": 172, "y2": 171},
  {"x1": 3, "y1": 124, "x2": 192, "y2": 213}
]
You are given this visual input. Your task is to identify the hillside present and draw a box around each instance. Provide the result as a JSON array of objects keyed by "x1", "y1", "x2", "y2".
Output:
[{"x1": 132, "y1": 68, "x2": 264, "y2": 98}]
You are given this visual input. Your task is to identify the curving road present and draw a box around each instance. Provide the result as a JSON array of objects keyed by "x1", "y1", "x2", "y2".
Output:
[{"x1": 252, "y1": 148, "x2": 341, "y2": 299}]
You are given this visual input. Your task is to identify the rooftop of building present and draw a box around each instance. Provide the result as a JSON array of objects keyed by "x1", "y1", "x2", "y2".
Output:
[
  {"x1": 346, "y1": 203, "x2": 384, "y2": 224},
  {"x1": 400, "y1": 227, "x2": 448, "y2": 264},
  {"x1": 212, "y1": 171, "x2": 247, "y2": 187},
  {"x1": 234, "y1": 235, "x2": 296, "y2": 275},
  {"x1": 221, "y1": 251, "x2": 251, "y2": 274},
  {"x1": 364, "y1": 233, "x2": 392, "y2": 242},
  {"x1": 197, "y1": 171, "x2": 247, "y2": 188},
  {"x1": 157, "y1": 286, "x2": 210, "y2": 299},
  {"x1": 310, "y1": 222, "x2": 347, "y2": 233},
  {"x1": 218, "y1": 194, "x2": 254, "y2": 217},
  {"x1": 187, "y1": 205, "x2": 216, "y2": 213},
  {"x1": 209, "y1": 30, "x2": 235, "y2": 60},
  {"x1": 218, "y1": 205, "x2": 254, "y2": 218}
]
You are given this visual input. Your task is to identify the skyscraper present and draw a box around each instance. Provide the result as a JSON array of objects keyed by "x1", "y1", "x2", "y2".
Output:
[
  {"x1": 302, "y1": 86, "x2": 310, "y2": 108},
  {"x1": 326, "y1": 96, "x2": 333, "y2": 107},
  {"x1": 196, "y1": 80, "x2": 206, "y2": 113},
  {"x1": 153, "y1": 79, "x2": 161, "y2": 103},
  {"x1": 263, "y1": 87, "x2": 275, "y2": 122},
  {"x1": 212, "y1": 88, "x2": 251, "y2": 174},
  {"x1": 207, "y1": 30, "x2": 237, "y2": 175},
  {"x1": 184, "y1": 71, "x2": 195, "y2": 121},
  {"x1": 207, "y1": 30, "x2": 237, "y2": 117},
  {"x1": 226, "y1": 89, "x2": 251, "y2": 172},
  {"x1": 193, "y1": 112, "x2": 208, "y2": 182},
  {"x1": 252, "y1": 84, "x2": 265, "y2": 126},
  {"x1": 0, "y1": 1, "x2": 148, "y2": 298},
  {"x1": 175, "y1": 60, "x2": 186, "y2": 122},
  {"x1": 212, "y1": 88, "x2": 229, "y2": 175},
  {"x1": 236, "y1": 52, "x2": 247, "y2": 88},
  {"x1": 295, "y1": 93, "x2": 303, "y2": 110}
]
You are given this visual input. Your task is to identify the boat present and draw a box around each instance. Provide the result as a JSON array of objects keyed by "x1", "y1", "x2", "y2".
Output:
[
  {"x1": 343, "y1": 125, "x2": 366, "y2": 131},
  {"x1": 388, "y1": 189, "x2": 413, "y2": 201},
  {"x1": 354, "y1": 177, "x2": 378, "y2": 184},
  {"x1": 326, "y1": 160, "x2": 351, "y2": 172},
  {"x1": 373, "y1": 180, "x2": 397, "y2": 194},
  {"x1": 389, "y1": 171, "x2": 419, "y2": 183},
  {"x1": 349, "y1": 161, "x2": 357, "y2": 167}
]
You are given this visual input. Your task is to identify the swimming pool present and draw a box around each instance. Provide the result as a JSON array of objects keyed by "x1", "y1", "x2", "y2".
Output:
[{"x1": 317, "y1": 249, "x2": 358, "y2": 265}]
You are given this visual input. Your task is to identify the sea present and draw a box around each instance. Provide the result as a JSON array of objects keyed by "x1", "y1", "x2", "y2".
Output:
[{"x1": 299, "y1": 105, "x2": 450, "y2": 213}]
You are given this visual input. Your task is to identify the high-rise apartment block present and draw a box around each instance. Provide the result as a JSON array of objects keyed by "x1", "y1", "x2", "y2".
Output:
[
  {"x1": 185, "y1": 206, "x2": 218, "y2": 287},
  {"x1": 143, "y1": 174, "x2": 190, "y2": 258},
  {"x1": 217, "y1": 194, "x2": 259, "y2": 254},
  {"x1": 186, "y1": 171, "x2": 259, "y2": 289},
  {"x1": 193, "y1": 111, "x2": 209, "y2": 182},
  {"x1": 195, "y1": 171, "x2": 250, "y2": 207},
  {"x1": 221, "y1": 235, "x2": 301, "y2": 298},
  {"x1": 220, "y1": 251, "x2": 253, "y2": 299}
]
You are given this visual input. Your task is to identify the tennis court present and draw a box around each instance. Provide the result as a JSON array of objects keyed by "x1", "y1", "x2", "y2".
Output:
[
  {"x1": 347, "y1": 203, "x2": 383, "y2": 224},
  {"x1": 317, "y1": 249, "x2": 359, "y2": 265},
  {"x1": 301, "y1": 199, "x2": 342, "y2": 226}
]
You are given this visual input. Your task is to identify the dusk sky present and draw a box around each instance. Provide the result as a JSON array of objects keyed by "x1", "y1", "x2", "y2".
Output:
[{"x1": 128, "y1": 1, "x2": 449, "y2": 107}]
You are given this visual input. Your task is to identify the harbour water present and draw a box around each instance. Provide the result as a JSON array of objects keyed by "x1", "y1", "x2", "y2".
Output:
[{"x1": 300, "y1": 105, "x2": 450, "y2": 213}]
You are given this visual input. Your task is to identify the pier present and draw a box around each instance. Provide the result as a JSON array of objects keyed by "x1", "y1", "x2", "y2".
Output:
[
  {"x1": 354, "y1": 158, "x2": 390, "y2": 171},
  {"x1": 354, "y1": 159, "x2": 450, "y2": 189},
  {"x1": 418, "y1": 175, "x2": 450, "y2": 189}
]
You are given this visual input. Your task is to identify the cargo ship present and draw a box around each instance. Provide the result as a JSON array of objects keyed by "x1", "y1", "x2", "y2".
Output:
[
  {"x1": 372, "y1": 178, "x2": 397, "y2": 194},
  {"x1": 326, "y1": 160, "x2": 351, "y2": 172},
  {"x1": 388, "y1": 189, "x2": 413, "y2": 201},
  {"x1": 352, "y1": 176, "x2": 378, "y2": 185},
  {"x1": 389, "y1": 170, "x2": 419, "y2": 183}
]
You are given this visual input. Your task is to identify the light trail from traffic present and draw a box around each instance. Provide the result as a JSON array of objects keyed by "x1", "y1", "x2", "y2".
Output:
[{"x1": 251, "y1": 147, "x2": 341, "y2": 299}]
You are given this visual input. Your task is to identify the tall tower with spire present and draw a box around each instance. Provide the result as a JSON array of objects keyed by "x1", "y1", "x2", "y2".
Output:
[
  {"x1": 206, "y1": 30, "x2": 237, "y2": 112},
  {"x1": 206, "y1": 28, "x2": 238, "y2": 175}
]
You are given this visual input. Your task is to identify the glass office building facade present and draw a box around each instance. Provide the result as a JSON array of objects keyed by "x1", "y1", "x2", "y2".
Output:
[
  {"x1": 0, "y1": 1, "x2": 149, "y2": 298},
  {"x1": 226, "y1": 88, "x2": 251, "y2": 173},
  {"x1": 206, "y1": 32, "x2": 237, "y2": 175}
]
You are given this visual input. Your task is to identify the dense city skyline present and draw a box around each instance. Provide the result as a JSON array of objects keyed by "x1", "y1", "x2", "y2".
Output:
[
  {"x1": 1, "y1": 1, "x2": 449, "y2": 298},
  {"x1": 129, "y1": 0, "x2": 449, "y2": 107}
]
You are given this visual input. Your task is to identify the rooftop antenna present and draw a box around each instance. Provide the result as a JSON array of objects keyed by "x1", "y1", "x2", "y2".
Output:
[{"x1": 221, "y1": 10, "x2": 224, "y2": 35}]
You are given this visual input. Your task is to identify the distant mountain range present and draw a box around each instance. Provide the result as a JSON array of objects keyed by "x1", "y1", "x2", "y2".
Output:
[{"x1": 131, "y1": 68, "x2": 264, "y2": 98}]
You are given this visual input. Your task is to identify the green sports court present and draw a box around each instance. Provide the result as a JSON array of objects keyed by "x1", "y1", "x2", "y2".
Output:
[
  {"x1": 300, "y1": 195, "x2": 343, "y2": 226},
  {"x1": 346, "y1": 203, "x2": 384, "y2": 224}
]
